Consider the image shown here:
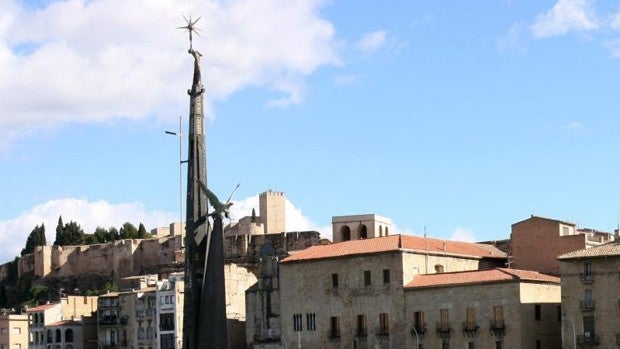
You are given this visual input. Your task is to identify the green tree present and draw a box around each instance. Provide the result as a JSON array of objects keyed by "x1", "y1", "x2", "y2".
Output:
[
  {"x1": 93, "y1": 227, "x2": 110, "y2": 243},
  {"x1": 137, "y1": 223, "x2": 147, "y2": 238},
  {"x1": 119, "y1": 222, "x2": 138, "y2": 239},
  {"x1": 109, "y1": 227, "x2": 119, "y2": 241},
  {"x1": 21, "y1": 223, "x2": 47, "y2": 256},
  {"x1": 83, "y1": 234, "x2": 99, "y2": 245},
  {"x1": 62, "y1": 221, "x2": 85, "y2": 245},
  {"x1": 54, "y1": 215, "x2": 64, "y2": 246}
]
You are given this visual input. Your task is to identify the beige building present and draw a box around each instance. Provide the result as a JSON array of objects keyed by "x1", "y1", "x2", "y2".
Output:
[
  {"x1": 27, "y1": 303, "x2": 62, "y2": 349},
  {"x1": 405, "y1": 268, "x2": 561, "y2": 349},
  {"x1": 511, "y1": 216, "x2": 615, "y2": 275},
  {"x1": 0, "y1": 311, "x2": 28, "y2": 349},
  {"x1": 331, "y1": 214, "x2": 393, "y2": 242},
  {"x1": 260, "y1": 228, "x2": 506, "y2": 349},
  {"x1": 557, "y1": 240, "x2": 620, "y2": 348}
]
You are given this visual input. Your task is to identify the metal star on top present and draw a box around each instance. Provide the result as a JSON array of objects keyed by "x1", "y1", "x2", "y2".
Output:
[{"x1": 178, "y1": 14, "x2": 202, "y2": 50}]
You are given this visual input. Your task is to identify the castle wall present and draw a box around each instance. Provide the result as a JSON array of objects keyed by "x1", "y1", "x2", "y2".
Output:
[
  {"x1": 224, "y1": 231, "x2": 320, "y2": 262},
  {"x1": 259, "y1": 191, "x2": 286, "y2": 234}
]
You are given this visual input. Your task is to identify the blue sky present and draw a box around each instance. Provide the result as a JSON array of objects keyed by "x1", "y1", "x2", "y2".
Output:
[{"x1": 2, "y1": 0, "x2": 620, "y2": 263}]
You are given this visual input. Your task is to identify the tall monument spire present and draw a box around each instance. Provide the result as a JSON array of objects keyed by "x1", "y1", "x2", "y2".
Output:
[{"x1": 179, "y1": 16, "x2": 228, "y2": 349}]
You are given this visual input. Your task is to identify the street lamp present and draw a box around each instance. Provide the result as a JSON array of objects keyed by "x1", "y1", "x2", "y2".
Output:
[{"x1": 165, "y1": 115, "x2": 187, "y2": 243}]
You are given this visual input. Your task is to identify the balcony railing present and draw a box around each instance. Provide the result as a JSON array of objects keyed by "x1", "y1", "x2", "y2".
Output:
[
  {"x1": 490, "y1": 320, "x2": 506, "y2": 337},
  {"x1": 462, "y1": 322, "x2": 480, "y2": 338},
  {"x1": 328, "y1": 330, "x2": 341, "y2": 342},
  {"x1": 577, "y1": 334, "x2": 600, "y2": 345},
  {"x1": 411, "y1": 324, "x2": 427, "y2": 339},
  {"x1": 580, "y1": 300, "x2": 595, "y2": 311},
  {"x1": 436, "y1": 322, "x2": 452, "y2": 339},
  {"x1": 580, "y1": 273, "x2": 594, "y2": 284}
]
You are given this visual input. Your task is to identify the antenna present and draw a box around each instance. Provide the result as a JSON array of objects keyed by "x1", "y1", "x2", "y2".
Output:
[{"x1": 423, "y1": 226, "x2": 427, "y2": 238}]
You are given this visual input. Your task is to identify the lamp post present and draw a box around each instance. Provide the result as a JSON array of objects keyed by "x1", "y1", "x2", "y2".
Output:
[{"x1": 165, "y1": 115, "x2": 187, "y2": 241}]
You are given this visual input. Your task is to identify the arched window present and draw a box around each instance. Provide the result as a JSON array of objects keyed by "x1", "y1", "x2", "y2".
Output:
[
  {"x1": 358, "y1": 224, "x2": 368, "y2": 239},
  {"x1": 138, "y1": 327, "x2": 145, "y2": 339},
  {"x1": 55, "y1": 329, "x2": 61, "y2": 343},
  {"x1": 65, "y1": 329, "x2": 73, "y2": 342},
  {"x1": 385, "y1": 227, "x2": 389, "y2": 236},
  {"x1": 47, "y1": 329, "x2": 53, "y2": 343},
  {"x1": 146, "y1": 326, "x2": 153, "y2": 339},
  {"x1": 379, "y1": 225, "x2": 383, "y2": 237},
  {"x1": 340, "y1": 225, "x2": 351, "y2": 241}
]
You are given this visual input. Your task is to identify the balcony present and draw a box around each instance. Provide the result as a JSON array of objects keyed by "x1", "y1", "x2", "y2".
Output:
[
  {"x1": 435, "y1": 322, "x2": 452, "y2": 339},
  {"x1": 410, "y1": 324, "x2": 427, "y2": 339},
  {"x1": 462, "y1": 322, "x2": 480, "y2": 338},
  {"x1": 327, "y1": 330, "x2": 341, "y2": 342},
  {"x1": 580, "y1": 300, "x2": 595, "y2": 311},
  {"x1": 98, "y1": 315, "x2": 118, "y2": 326},
  {"x1": 490, "y1": 320, "x2": 506, "y2": 338},
  {"x1": 580, "y1": 273, "x2": 594, "y2": 284},
  {"x1": 577, "y1": 334, "x2": 600, "y2": 345}
]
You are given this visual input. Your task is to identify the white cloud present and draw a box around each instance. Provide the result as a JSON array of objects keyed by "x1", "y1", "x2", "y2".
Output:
[
  {"x1": 354, "y1": 30, "x2": 387, "y2": 54},
  {"x1": 564, "y1": 120, "x2": 584, "y2": 131},
  {"x1": 603, "y1": 39, "x2": 620, "y2": 57},
  {"x1": 497, "y1": 23, "x2": 528, "y2": 53},
  {"x1": 449, "y1": 227, "x2": 476, "y2": 242},
  {"x1": 0, "y1": 0, "x2": 339, "y2": 144},
  {"x1": 229, "y1": 194, "x2": 329, "y2": 239},
  {"x1": 530, "y1": 0, "x2": 598, "y2": 38},
  {"x1": 0, "y1": 198, "x2": 175, "y2": 263}
]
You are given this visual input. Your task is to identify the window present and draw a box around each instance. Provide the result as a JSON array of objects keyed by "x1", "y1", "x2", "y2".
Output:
[
  {"x1": 583, "y1": 316, "x2": 595, "y2": 339},
  {"x1": 0, "y1": 328, "x2": 7, "y2": 334},
  {"x1": 12, "y1": 327, "x2": 20, "y2": 334},
  {"x1": 441, "y1": 341, "x2": 450, "y2": 349},
  {"x1": 493, "y1": 305, "x2": 504, "y2": 326},
  {"x1": 440, "y1": 309, "x2": 449, "y2": 327},
  {"x1": 293, "y1": 314, "x2": 303, "y2": 332},
  {"x1": 356, "y1": 315, "x2": 367, "y2": 336},
  {"x1": 413, "y1": 311, "x2": 425, "y2": 333},
  {"x1": 55, "y1": 329, "x2": 61, "y2": 343},
  {"x1": 306, "y1": 313, "x2": 316, "y2": 331},
  {"x1": 358, "y1": 224, "x2": 368, "y2": 239},
  {"x1": 536, "y1": 340, "x2": 541, "y2": 349},
  {"x1": 138, "y1": 327, "x2": 145, "y2": 340},
  {"x1": 495, "y1": 341, "x2": 503, "y2": 349},
  {"x1": 160, "y1": 313, "x2": 175, "y2": 331},
  {"x1": 146, "y1": 326, "x2": 153, "y2": 339},
  {"x1": 379, "y1": 313, "x2": 389, "y2": 335},
  {"x1": 465, "y1": 308, "x2": 476, "y2": 329},
  {"x1": 331, "y1": 273, "x2": 339, "y2": 288},
  {"x1": 160, "y1": 296, "x2": 165, "y2": 304},
  {"x1": 468, "y1": 342, "x2": 475, "y2": 349},
  {"x1": 557, "y1": 306, "x2": 561, "y2": 322},
  {"x1": 161, "y1": 334, "x2": 175, "y2": 349},
  {"x1": 584, "y1": 260, "x2": 592, "y2": 275},
  {"x1": 364, "y1": 271, "x2": 371, "y2": 286},
  {"x1": 12, "y1": 345, "x2": 20, "y2": 349},
  {"x1": 65, "y1": 329, "x2": 73, "y2": 342},
  {"x1": 534, "y1": 304, "x2": 541, "y2": 321},
  {"x1": 341, "y1": 226, "x2": 351, "y2": 241},
  {"x1": 383, "y1": 269, "x2": 390, "y2": 284},
  {"x1": 329, "y1": 316, "x2": 340, "y2": 339}
]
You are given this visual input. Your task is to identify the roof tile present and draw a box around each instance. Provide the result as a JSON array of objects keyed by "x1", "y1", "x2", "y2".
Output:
[
  {"x1": 281, "y1": 235, "x2": 506, "y2": 263},
  {"x1": 557, "y1": 241, "x2": 620, "y2": 260},
  {"x1": 405, "y1": 268, "x2": 559, "y2": 289}
]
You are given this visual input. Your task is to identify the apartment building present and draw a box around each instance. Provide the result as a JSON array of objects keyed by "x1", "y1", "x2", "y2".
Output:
[
  {"x1": 511, "y1": 216, "x2": 615, "y2": 275},
  {"x1": 558, "y1": 240, "x2": 620, "y2": 348},
  {"x1": 0, "y1": 310, "x2": 28, "y2": 349},
  {"x1": 405, "y1": 268, "x2": 561, "y2": 349}
]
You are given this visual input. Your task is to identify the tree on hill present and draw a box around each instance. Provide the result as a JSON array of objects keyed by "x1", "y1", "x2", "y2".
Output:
[
  {"x1": 119, "y1": 222, "x2": 138, "y2": 239},
  {"x1": 109, "y1": 227, "x2": 120, "y2": 241},
  {"x1": 137, "y1": 223, "x2": 147, "y2": 238},
  {"x1": 21, "y1": 223, "x2": 47, "y2": 256},
  {"x1": 54, "y1": 219, "x2": 85, "y2": 246}
]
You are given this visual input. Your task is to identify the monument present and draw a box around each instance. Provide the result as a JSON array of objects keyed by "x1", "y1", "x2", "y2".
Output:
[{"x1": 179, "y1": 16, "x2": 228, "y2": 348}]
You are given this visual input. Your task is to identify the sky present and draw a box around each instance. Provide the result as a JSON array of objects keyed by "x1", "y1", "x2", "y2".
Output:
[{"x1": 2, "y1": 0, "x2": 620, "y2": 263}]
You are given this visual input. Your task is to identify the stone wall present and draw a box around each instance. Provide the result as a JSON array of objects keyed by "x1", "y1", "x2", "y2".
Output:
[{"x1": 224, "y1": 231, "x2": 320, "y2": 263}]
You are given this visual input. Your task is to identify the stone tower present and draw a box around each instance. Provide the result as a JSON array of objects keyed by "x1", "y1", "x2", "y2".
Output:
[{"x1": 259, "y1": 191, "x2": 286, "y2": 234}]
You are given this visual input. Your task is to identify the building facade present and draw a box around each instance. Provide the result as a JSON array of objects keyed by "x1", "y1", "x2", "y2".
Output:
[
  {"x1": 511, "y1": 216, "x2": 615, "y2": 275},
  {"x1": 0, "y1": 311, "x2": 28, "y2": 349},
  {"x1": 405, "y1": 268, "x2": 561, "y2": 349},
  {"x1": 558, "y1": 240, "x2": 620, "y2": 348}
]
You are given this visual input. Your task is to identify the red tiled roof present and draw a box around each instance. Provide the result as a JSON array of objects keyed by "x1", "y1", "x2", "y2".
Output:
[
  {"x1": 557, "y1": 241, "x2": 620, "y2": 260},
  {"x1": 26, "y1": 303, "x2": 59, "y2": 312},
  {"x1": 405, "y1": 268, "x2": 560, "y2": 289},
  {"x1": 281, "y1": 234, "x2": 506, "y2": 263}
]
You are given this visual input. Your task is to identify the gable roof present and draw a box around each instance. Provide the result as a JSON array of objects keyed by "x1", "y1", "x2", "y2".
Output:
[
  {"x1": 405, "y1": 268, "x2": 560, "y2": 289},
  {"x1": 281, "y1": 234, "x2": 506, "y2": 263},
  {"x1": 557, "y1": 241, "x2": 620, "y2": 260}
]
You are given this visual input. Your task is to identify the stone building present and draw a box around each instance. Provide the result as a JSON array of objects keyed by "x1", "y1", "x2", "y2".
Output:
[
  {"x1": 511, "y1": 216, "x2": 615, "y2": 275},
  {"x1": 0, "y1": 310, "x2": 28, "y2": 349},
  {"x1": 248, "y1": 221, "x2": 507, "y2": 349},
  {"x1": 405, "y1": 268, "x2": 561, "y2": 349},
  {"x1": 557, "y1": 240, "x2": 620, "y2": 348},
  {"x1": 331, "y1": 214, "x2": 393, "y2": 242}
]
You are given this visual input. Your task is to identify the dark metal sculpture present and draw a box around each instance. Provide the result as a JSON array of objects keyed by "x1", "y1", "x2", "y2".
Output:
[{"x1": 179, "y1": 16, "x2": 228, "y2": 349}]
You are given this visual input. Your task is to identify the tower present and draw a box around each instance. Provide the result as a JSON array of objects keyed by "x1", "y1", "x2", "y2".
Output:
[{"x1": 259, "y1": 191, "x2": 286, "y2": 234}]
